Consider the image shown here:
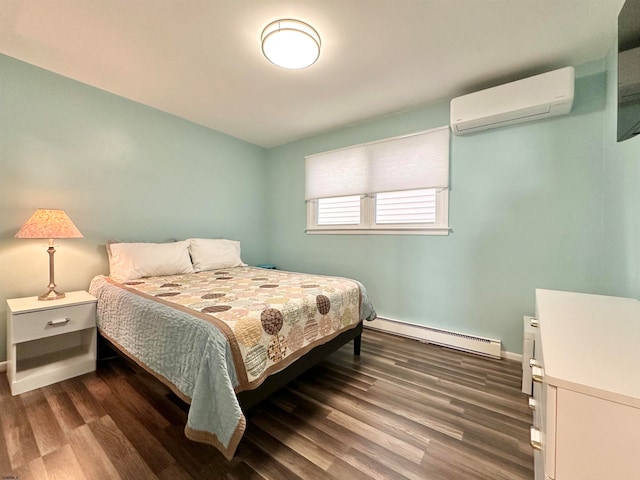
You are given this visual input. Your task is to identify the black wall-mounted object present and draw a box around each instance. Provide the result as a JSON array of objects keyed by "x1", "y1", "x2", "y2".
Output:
[{"x1": 618, "y1": 0, "x2": 640, "y2": 142}]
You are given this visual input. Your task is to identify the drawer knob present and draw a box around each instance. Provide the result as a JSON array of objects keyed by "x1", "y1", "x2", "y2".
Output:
[
  {"x1": 47, "y1": 317, "x2": 71, "y2": 326},
  {"x1": 528, "y1": 397, "x2": 537, "y2": 410},
  {"x1": 531, "y1": 365, "x2": 544, "y2": 383},
  {"x1": 530, "y1": 426, "x2": 542, "y2": 450},
  {"x1": 530, "y1": 317, "x2": 539, "y2": 327}
]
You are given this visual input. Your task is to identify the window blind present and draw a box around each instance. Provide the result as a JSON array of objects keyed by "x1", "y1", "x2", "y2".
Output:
[
  {"x1": 304, "y1": 146, "x2": 366, "y2": 200},
  {"x1": 305, "y1": 126, "x2": 450, "y2": 200},
  {"x1": 375, "y1": 189, "x2": 436, "y2": 224},
  {"x1": 317, "y1": 196, "x2": 361, "y2": 225}
]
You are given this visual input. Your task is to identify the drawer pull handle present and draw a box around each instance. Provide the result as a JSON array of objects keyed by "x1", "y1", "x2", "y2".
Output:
[
  {"x1": 530, "y1": 317, "x2": 539, "y2": 327},
  {"x1": 47, "y1": 318, "x2": 71, "y2": 326},
  {"x1": 528, "y1": 397, "x2": 537, "y2": 410},
  {"x1": 531, "y1": 365, "x2": 544, "y2": 383},
  {"x1": 530, "y1": 426, "x2": 542, "y2": 450}
]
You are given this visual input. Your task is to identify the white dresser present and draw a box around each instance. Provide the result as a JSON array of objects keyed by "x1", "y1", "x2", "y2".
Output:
[{"x1": 530, "y1": 289, "x2": 640, "y2": 480}]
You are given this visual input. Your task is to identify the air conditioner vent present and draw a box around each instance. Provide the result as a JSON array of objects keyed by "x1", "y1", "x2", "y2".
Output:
[{"x1": 451, "y1": 67, "x2": 575, "y2": 136}]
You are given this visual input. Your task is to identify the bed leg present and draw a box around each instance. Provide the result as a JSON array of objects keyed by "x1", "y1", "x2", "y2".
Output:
[{"x1": 354, "y1": 334, "x2": 362, "y2": 356}]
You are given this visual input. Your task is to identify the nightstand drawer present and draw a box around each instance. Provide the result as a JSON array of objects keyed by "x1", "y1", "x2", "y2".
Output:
[{"x1": 12, "y1": 302, "x2": 96, "y2": 343}]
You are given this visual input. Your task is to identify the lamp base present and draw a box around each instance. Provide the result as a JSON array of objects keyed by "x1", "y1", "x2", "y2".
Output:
[{"x1": 38, "y1": 289, "x2": 66, "y2": 301}]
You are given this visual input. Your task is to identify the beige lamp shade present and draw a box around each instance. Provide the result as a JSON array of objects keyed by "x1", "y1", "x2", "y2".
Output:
[
  {"x1": 15, "y1": 209, "x2": 83, "y2": 239},
  {"x1": 15, "y1": 209, "x2": 83, "y2": 300}
]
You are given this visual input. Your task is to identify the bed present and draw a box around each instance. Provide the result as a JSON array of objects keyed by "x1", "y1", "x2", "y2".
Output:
[{"x1": 89, "y1": 239, "x2": 376, "y2": 460}]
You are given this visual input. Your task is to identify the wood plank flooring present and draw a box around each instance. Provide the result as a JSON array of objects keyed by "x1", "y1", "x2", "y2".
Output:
[{"x1": 0, "y1": 329, "x2": 533, "y2": 479}]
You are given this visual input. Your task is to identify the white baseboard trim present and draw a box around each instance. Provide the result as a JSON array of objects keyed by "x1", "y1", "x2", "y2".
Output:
[
  {"x1": 0, "y1": 361, "x2": 6, "y2": 373},
  {"x1": 502, "y1": 351, "x2": 523, "y2": 362},
  {"x1": 365, "y1": 317, "x2": 521, "y2": 361}
]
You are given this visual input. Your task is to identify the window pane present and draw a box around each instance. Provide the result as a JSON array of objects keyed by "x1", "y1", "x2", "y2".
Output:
[
  {"x1": 317, "y1": 196, "x2": 361, "y2": 225},
  {"x1": 375, "y1": 189, "x2": 436, "y2": 224}
]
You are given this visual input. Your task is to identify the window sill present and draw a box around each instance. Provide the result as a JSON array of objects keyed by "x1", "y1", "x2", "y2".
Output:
[{"x1": 305, "y1": 227, "x2": 450, "y2": 236}]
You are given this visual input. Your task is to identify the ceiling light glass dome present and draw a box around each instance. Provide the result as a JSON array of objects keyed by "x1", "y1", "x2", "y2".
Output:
[{"x1": 261, "y1": 19, "x2": 321, "y2": 70}]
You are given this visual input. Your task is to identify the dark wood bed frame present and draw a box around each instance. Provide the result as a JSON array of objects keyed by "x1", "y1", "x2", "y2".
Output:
[
  {"x1": 237, "y1": 321, "x2": 362, "y2": 410},
  {"x1": 98, "y1": 321, "x2": 363, "y2": 411}
]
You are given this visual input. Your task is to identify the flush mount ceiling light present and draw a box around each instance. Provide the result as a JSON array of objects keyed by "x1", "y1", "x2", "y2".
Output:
[{"x1": 261, "y1": 19, "x2": 321, "y2": 69}]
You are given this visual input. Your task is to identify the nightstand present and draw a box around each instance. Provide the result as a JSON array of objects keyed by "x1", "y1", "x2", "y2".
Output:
[{"x1": 6, "y1": 290, "x2": 97, "y2": 395}]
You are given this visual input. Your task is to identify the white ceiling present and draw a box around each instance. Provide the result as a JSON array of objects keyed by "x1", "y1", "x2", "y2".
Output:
[{"x1": 0, "y1": 0, "x2": 626, "y2": 148}]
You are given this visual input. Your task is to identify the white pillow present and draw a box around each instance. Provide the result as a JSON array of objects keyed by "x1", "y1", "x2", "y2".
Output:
[
  {"x1": 108, "y1": 241, "x2": 195, "y2": 281},
  {"x1": 188, "y1": 238, "x2": 246, "y2": 272}
]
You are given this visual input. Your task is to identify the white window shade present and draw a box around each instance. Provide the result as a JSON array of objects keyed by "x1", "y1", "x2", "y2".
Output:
[
  {"x1": 367, "y1": 127, "x2": 450, "y2": 193},
  {"x1": 305, "y1": 126, "x2": 450, "y2": 200},
  {"x1": 305, "y1": 146, "x2": 366, "y2": 200}
]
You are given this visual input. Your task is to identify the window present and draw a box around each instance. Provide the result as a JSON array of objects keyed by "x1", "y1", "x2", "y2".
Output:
[
  {"x1": 375, "y1": 189, "x2": 436, "y2": 224},
  {"x1": 305, "y1": 126, "x2": 450, "y2": 235},
  {"x1": 317, "y1": 195, "x2": 361, "y2": 225}
]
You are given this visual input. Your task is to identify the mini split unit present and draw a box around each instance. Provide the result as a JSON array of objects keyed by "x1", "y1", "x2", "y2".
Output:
[{"x1": 450, "y1": 66, "x2": 575, "y2": 135}]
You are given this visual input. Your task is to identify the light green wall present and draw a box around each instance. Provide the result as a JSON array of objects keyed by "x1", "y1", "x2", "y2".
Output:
[
  {"x1": 0, "y1": 55, "x2": 268, "y2": 361},
  {"x1": 266, "y1": 66, "x2": 608, "y2": 354},
  {"x1": 602, "y1": 48, "x2": 640, "y2": 298},
  {"x1": 3, "y1": 49, "x2": 637, "y2": 361}
]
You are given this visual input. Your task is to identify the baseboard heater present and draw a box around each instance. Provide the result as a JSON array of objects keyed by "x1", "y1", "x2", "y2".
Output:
[{"x1": 366, "y1": 317, "x2": 502, "y2": 359}]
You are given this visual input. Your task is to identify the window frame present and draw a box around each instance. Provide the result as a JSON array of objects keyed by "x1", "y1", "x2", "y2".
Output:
[
  {"x1": 304, "y1": 126, "x2": 451, "y2": 236},
  {"x1": 306, "y1": 189, "x2": 449, "y2": 236}
]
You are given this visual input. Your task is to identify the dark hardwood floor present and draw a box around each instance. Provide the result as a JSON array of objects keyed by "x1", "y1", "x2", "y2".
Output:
[{"x1": 0, "y1": 329, "x2": 533, "y2": 479}]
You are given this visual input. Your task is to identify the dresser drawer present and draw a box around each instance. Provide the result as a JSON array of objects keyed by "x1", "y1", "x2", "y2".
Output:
[{"x1": 11, "y1": 302, "x2": 96, "y2": 343}]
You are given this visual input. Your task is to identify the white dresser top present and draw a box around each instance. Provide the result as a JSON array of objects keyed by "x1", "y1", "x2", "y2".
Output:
[
  {"x1": 535, "y1": 289, "x2": 640, "y2": 407},
  {"x1": 7, "y1": 290, "x2": 96, "y2": 314}
]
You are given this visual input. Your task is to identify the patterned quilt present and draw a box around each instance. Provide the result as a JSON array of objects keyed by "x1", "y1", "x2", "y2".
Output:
[{"x1": 89, "y1": 266, "x2": 376, "y2": 459}]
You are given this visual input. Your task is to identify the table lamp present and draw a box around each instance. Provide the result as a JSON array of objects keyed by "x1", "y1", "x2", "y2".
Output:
[{"x1": 15, "y1": 209, "x2": 83, "y2": 300}]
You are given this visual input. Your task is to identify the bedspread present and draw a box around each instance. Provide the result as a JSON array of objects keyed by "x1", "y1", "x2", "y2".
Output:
[{"x1": 89, "y1": 266, "x2": 376, "y2": 459}]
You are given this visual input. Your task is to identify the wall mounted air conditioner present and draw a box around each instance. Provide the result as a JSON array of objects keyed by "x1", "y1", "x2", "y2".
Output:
[{"x1": 450, "y1": 66, "x2": 575, "y2": 136}]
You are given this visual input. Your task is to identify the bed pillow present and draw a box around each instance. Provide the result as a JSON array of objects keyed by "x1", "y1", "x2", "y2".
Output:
[
  {"x1": 188, "y1": 238, "x2": 246, "y2": 272},
  {"x1": 107, "y1": 240, "x2": 195, "y2": 281}
]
